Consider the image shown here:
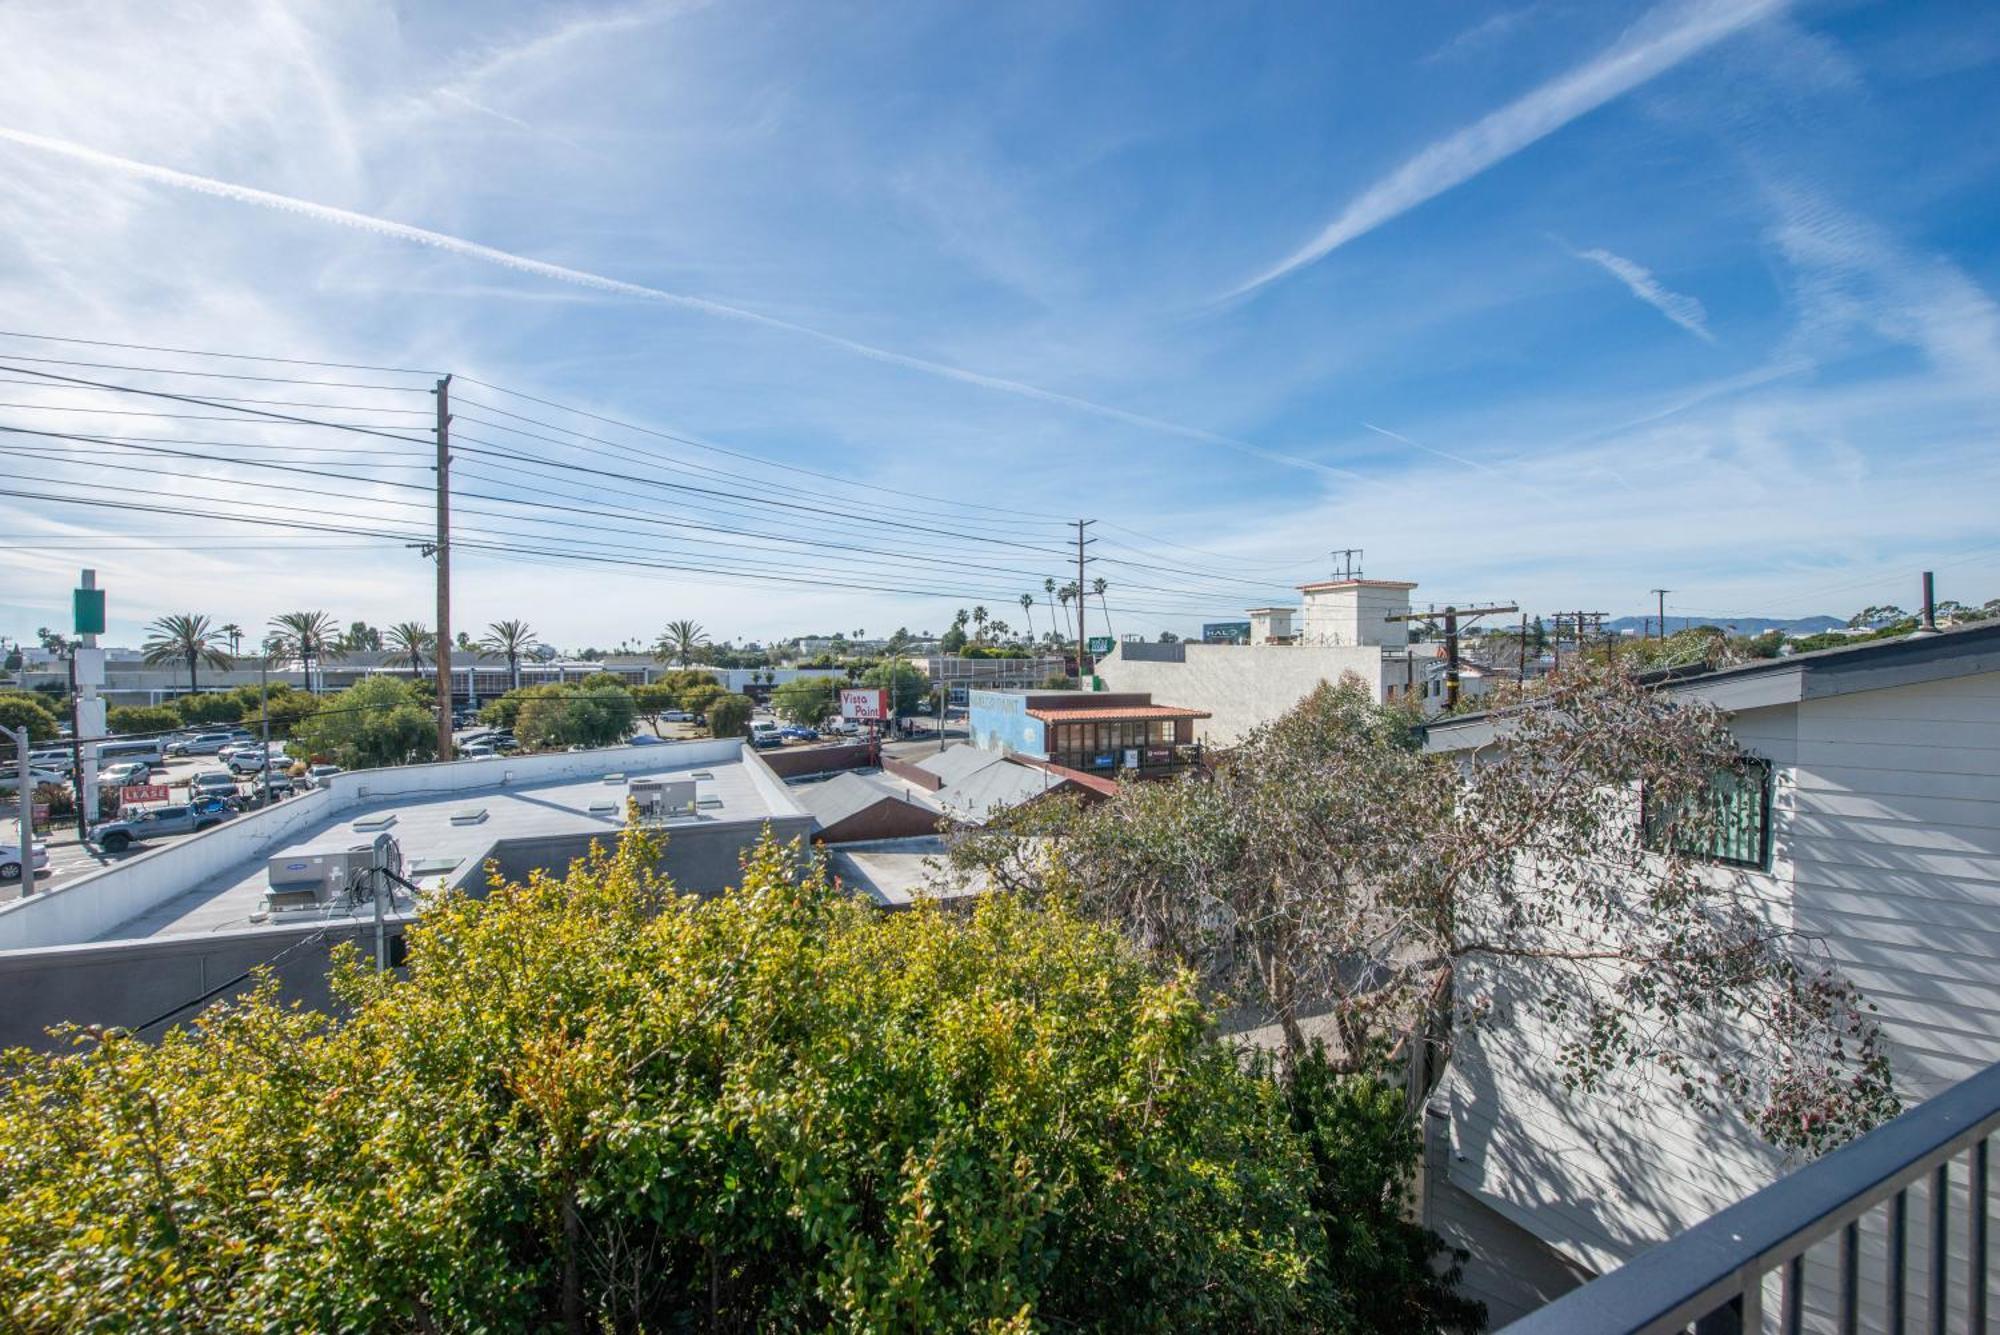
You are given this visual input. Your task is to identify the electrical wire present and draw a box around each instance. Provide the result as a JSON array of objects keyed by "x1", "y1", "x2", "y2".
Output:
[{"x1": 0, "y1": 328, "x2": 441, "y2": 376}]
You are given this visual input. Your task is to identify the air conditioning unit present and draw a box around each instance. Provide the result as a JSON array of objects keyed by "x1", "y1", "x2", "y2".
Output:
[
  {"x1": 626, "y1": 777, "x2": 697, "y2": 823},
  {"x1": 264, "y1": 834, "x2": 403, "y2": 918}
]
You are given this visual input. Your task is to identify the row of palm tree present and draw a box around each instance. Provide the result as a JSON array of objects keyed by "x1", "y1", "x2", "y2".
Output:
[{"x1": 140, "y1": 613, "x2": 548, "y2": 695}]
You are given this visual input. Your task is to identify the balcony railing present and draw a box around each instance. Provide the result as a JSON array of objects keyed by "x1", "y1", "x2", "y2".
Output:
[{"x1": 1499, "y1": 1060, "x2": 1999, "y2": 1334}]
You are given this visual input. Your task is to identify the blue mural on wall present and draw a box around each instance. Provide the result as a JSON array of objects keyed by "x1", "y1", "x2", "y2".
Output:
[{"x1": 966, "y1": 690, "x2": 1048, "y2": 758}]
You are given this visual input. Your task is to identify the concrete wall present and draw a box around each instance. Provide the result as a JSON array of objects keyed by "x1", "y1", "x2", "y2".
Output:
[
  {"x1": 0, "y1": 738, "x2": 762, "y2": 952},
  {"x1": 1095, "y1": 642, "x2": 1388, "y2": 745},
  {"x1": 881, "y1": 755, "x2": 944, "y2": 791},
  {"x1": 755, "y1": 741, "x2": 875, "y2": 779}
]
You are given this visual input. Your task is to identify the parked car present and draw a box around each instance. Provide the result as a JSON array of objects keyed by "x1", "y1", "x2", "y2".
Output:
[
  {"x1": 91, "y1": 801, "x2": 235, "y2": 853},
  {"x1": 27, "y1": 748, "x2": 74, "y2": 776},
  {"x1": 460, "y1": 743, "x2": 496, "y2": 759},
  {"x1": 296, "y1": 763, "x2": 342, "y2": 790},
  {"x1": 0, "y1": 841, "x2": 51, "y2": 884},
  {"x1": 778, "y1": 725, "x2": 820, "y2": 742},
  {"x1": 98, "y1": 761, "x2": 153, "y2": 789},
  {"x1": 627, "y1": 734, "x2": 665, "y2": 747},
  {"x1": 0, "y1": 767, "x2": 65, "y2": 792},
  {"x1": 226, "y1": 747, "x2": 287, "y2": 775},
  {"x1": 97, "y1": 738, "x2": 167, "y2": 768},
  {"x1": 166, "y1": 732, "x2": 238, "y2": 757},
  {"x1": 189, "y1": 772, "x2": 240, "y2": 800},
  {"x1": 217, "y1": 739, "x2": 267, "y2": 761},
  {"x1": 490, "y1": 733, "x2": 519, "y2": 753},
  {"x1": 662, "y1": 710, "x2": 694, "y2": 723},
  {"x1": 822, "y1": 718, "x2": 859, "y2": 736}
]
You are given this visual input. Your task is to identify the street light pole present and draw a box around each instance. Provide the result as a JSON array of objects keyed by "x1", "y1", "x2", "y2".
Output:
[
  {"x1": 7, "y1": 726, "x2": 34, "y2": 897},
  {"x1": 259, "y1": 655, "x2": 274, "y2": 808}
]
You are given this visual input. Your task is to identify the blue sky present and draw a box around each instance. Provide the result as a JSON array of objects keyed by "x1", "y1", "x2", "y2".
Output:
[{"x1": 1, "y1": 0, "x2": 1997, "y2": 649}]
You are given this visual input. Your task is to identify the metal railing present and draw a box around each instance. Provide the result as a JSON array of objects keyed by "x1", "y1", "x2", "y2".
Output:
[{"x1": 1500, "y1": 1061, "x2": 2000, "y2": 1334}]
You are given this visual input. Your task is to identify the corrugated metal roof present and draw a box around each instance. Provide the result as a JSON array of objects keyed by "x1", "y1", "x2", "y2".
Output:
[{"x1": 1024, "y1": 705, "x2": 1211, "y2": 722}]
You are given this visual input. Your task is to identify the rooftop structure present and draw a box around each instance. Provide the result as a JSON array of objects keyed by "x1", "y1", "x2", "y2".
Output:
[
  {"x1": 966, "y1": 690, "x2": 1208, "y2": 776},
  {"x1": 0, "y1": 739, "x2": 812, "y2": 1051}
]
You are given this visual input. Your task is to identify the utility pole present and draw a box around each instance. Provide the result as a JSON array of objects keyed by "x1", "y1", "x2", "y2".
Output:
[
  {"x1": 1650, "y1": 588, "x2": 1672, "y2": 641},
  {"x1": 66, "y1": 648, "x2": 87, "y2": 836},
  {"x1": 258, "y1": 655, "x2": 274, "y2": 808},
  {"x1": 1517, "y1": 614, "x2": 1527, "y2": 686},
  {"x1": 75, "y1": 570, "x2": 103, "y2": 825},
  {"x1": 433, "y1": 375, "x2": 454, "y2": 763},
  {"x1": 1384, "y1": 601, "x2": 1517, "y2": 711},
  {"x1": 1073, "y1": 519, "x2": 1096, "y2": 682},
  {"x1": 7, "y1": 726, "x2": 33, "y2": 896}
]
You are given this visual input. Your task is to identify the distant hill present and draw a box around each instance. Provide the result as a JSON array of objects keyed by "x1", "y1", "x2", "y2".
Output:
[{"x1": 1603, "y1": 614, "x2": 1846, "y2": 637}]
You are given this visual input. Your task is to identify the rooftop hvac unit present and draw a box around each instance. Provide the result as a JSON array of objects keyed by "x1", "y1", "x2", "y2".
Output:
[
  {"x1": 264, "y1": 833, "x2": 403, "y2": 918},
  {"x1": 627, "y1": 777, "x2": 698, "y2": 823}
]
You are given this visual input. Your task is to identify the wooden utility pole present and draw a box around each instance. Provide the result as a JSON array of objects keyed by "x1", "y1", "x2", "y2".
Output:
[
  {"x1": 1650, "y1": 588, "x2": 1671, "y2": 641},
  {"x1": 433, "y1": 375, "x2": 454, "y2": 762},
  {"x1": 1385, "y1": 601, "x2": 1517, "y2": 710},
  {"x1": 1074, "y1": 519, "x2": 1095, "y2": 681}
]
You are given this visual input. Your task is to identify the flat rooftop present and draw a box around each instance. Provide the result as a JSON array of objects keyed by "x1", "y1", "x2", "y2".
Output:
[
  {"x1": 102, "y1": 757, "x2": 779, "y2": 943},
  {"x1": 823, "y1": 836, "x2": 984, "y2": 908}
]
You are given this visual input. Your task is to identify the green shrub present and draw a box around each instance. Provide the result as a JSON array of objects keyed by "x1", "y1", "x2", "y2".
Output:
[{"x1": 705, "y1": 693, "x2": 753, "y2": 739}]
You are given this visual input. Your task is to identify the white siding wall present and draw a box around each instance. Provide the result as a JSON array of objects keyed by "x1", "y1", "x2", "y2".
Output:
[{"x1": 1438, "y1": 671, "x2": 2000, "y2": 1331}]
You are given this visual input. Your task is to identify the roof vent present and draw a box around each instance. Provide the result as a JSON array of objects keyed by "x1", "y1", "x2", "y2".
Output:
[
  {"x1": 353, "y1": 814, "x2": 396, "y2": 832},
  {"x1": 450, "y1": 807, "x2": 489, "y2": 825}
]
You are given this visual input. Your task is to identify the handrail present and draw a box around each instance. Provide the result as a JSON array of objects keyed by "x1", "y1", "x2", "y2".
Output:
[{"x1": 1500, "y1": 1061, "x2": 2000, "y2": 1333}]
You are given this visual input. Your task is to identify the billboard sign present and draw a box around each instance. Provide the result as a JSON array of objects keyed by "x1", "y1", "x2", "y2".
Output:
[
  {"x1": 838, "y1": 688, "x2": 889, "y2": 721},
  {"x1": 1202, "y1": 621, "x2": 1251, "y2": 644},
  {"x1": 1086, "y1": 636, "x2": 1115, "y2": 655},
  {"x1": 121, "y1": 784, "x2": 170, "y2": 804}
]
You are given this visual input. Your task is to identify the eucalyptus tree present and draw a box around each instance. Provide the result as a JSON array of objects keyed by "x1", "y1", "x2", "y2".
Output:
[
  {"x1": 141, "y1": 614, "x2": 233, "y2": 697},
  {"x1": 954, "y1": 667, "x2": 1897, "y2": 1153}
]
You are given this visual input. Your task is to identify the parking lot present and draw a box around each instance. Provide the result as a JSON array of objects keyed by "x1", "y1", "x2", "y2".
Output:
[{"x1": 4, "y1": 753, "x2": 290, "y2": 900}]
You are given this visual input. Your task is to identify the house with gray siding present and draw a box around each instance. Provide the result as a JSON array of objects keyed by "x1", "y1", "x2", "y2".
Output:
[{"x1": 1422, "y1": 622, "x2": 2000, "y2": 1328}]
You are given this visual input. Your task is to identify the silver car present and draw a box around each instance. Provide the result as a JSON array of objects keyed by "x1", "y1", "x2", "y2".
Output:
[{"x1": 0, "y1": 841, "x2": 51, "y2": 884}]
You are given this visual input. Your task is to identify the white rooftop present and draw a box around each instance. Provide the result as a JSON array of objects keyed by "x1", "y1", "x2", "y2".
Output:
[{"x1": 100, "y1": 757, "x2": 780, "y2": 943}]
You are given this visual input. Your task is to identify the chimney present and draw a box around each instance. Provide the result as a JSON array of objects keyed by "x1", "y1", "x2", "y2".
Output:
[{"x1": 1912, "y1": 571, "x2": 1940, "y2": 637}]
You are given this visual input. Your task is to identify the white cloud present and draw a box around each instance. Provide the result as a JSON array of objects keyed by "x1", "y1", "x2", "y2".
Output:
[
  {"x1": 1573, "y1": 245, "x2": 1715, "y2": 341},
  {"x1": 1230, "y1": 0, "x2": 1787, "y2": 296}
]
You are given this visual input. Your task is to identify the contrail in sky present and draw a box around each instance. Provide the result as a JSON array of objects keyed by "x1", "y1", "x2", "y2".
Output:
[
  {"x1": 0, "y1": 125, "x2": 1351, "y2": 481},
  {"x1": 1228, "y1": 0, "x2": 1786, "y2": 297}
]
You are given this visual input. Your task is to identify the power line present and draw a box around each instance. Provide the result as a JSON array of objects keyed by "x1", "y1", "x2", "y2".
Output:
[
  {"x1": 0, "y1": 352, "x2": 425, "y2": 391},
  {"x1": 0, "y1": 328, "x2": 441, "y2": 376}
]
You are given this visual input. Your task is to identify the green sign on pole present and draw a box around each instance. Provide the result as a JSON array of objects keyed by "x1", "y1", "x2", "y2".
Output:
[
  {"x1": 73, "y1": 587, "x2": 106, "y2": 637},
  {"x1": 1087, "y1": 636, "x2": 1115, "y2": 655}
]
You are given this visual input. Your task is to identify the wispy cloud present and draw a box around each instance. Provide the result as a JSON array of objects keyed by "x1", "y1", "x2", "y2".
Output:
[
  {"x1": 1572, "y1": 245, "x2": 1715, "y2": 341},
  {"x1": 0, "y1": 124, "x2": 1350, "y2": 482},
  {"x1": 1228, "y1": 0, "x2": 1786, "y2": 297},
  {"x1": 1424, "y1": 4, "x2": 1544, "y2": 65}
]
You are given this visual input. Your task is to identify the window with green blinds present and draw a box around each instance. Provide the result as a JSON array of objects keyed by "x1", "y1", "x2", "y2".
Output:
[{"x1": 1642, "y1": 757, "x2": 1772, "y2": 869}]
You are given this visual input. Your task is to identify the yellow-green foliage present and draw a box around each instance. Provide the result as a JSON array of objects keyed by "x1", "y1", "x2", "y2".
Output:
[{"x1": 0, "y1": 833, "x2": 1331, "y2": 1331}]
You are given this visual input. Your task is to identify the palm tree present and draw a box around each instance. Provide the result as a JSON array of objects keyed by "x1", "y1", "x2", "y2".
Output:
[
  {"x1": 478, "y1": 619, "x2": 539, "y2": 691},
  {"x1": 142, "y1": 614, "x2": 233, "y2": 697},
  {"x1": 1056, "y1": 585, "x2": 1074, "y2": 648},
  {"x1": 1044, "y1": 578, "x2": 1061, "y2": 646},
  {"x1": 1093, "y1": 576, "x2": 1114, "y2": 642},
  {"x1": 653, "y1": 619, "x2": 710, "y2": 667},
  {"x1": 218, "y1": 622, "x2": 245, "y2": 658},
  {"x1": 1019, "y1": 593, "x2": 1036, "y2": 644},
  {"x1": 385, "y1": 621, "x2": 435, "y2": 673},
  {"x1": 971, "y1": 606, "x2": 988, "y2": 644},
  {"x1": 267, "y1": 611, "x2": 337, "y2": 693}
]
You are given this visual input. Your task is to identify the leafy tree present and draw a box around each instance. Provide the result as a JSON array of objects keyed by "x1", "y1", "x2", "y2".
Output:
[
  {"x1": 106, "y1": 705, "x2": 181, "y2": 736},
  {"x1": 0, "y1": 832, "x2": 1365, "y2": 1331},
  {"x1": 0, "y1": 691, "x2": 60, "y2": 743},
  {"x1": 384, "y1": 621, "x2": 435, "y2": 672},
  {"x1": 514, "y1": 684, "x2": 638, "y2": 751},
  {"x1": 957, "y1": 669, "x2": 1897, "y2": 1154},
  {"x1": 1847, "y1": 604, "x2": 1907, "y2": 630},
  {"x1": 478, "y1": 620, "x2": 539, "y2": 692},
  {"x1": 651, "y1": 619, "x2": 709, "y2": 667},
  {"x1": 479, "y1": 688, "x2": 532, "y2": 730},
  {"x1": 1159, "y1": 630, "x2": 1182, "y2": 643},
  {"x1": 860, "y1": 660, "x2": 926, "y2": 715},
  {"x1": 173, "y1": 691, "x2": 245, "y2": 725},
  {"x1": 340, "y1": 621, "x2": 383, "y2": 653},
  {"x1": 677, "y1": 681, "x2": 726, "y2": 720},
  {"x1": 242, "y1": 687, "x2": 320, "y2": 739},
  {"x1": 141, "y1": 613, "x2": 233, "y2": 697},
  {"x1": 629, "y1": 683, "x2": 678, "y2": 736},
  {"x1": 769, "y1": 675, "x2": 835, "y2": 725},
  {"x1": 290, "y1": 676, "x2": 435, "y2": 769},
  {"x1": 705, "y1": 692, "x2": 754, "y2": 739},
  {"x1": 938, "y1": 625, "x2": 969, "y2": 654},
  {"x1": 267, "y1": 611, "x2": 337, "y2": 693}
]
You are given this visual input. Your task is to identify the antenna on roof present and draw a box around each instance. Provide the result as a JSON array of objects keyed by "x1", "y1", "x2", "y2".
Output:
[{"x1": 1330, "y1": 548, "x2": 1364, "y2": 580}]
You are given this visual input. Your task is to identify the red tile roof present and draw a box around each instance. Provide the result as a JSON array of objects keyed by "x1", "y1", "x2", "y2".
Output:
[{"x1": 1025, "y1": 705, "x2": 1210, "y2": 723}]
